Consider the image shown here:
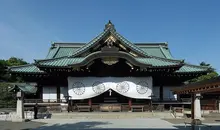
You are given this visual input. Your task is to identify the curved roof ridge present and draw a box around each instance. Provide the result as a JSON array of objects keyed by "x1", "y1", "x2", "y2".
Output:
[
  {"x1": 37, "y1": 51, "x2": 183, "y2": 68},
  {"x1": 134, "y1": 42, "x2": 168, "y2": 46},
  {"x1": 35, "y1": 56, "x2": 69, "y2": 63},
  {"x1": 52, "y1": 46, "x2": 60, "y2": 58},
  {"x1": 71, "y1": 30, "x2": 108, "y2": 57},
  {"x1": 184, "y1": 63, "x2": 211, "y2": 69},
  {"x1": 159, "y1": 45, "x2": 168, "y2": 59},
  {"x1": 167, "y1": 47, "x2": 174, "y2": 58},
  {"x1": 150, "y1": 55, "x2": 184, "y2": 63},
  {"x1": 112, "y1": 31, "x2": 150, "y2": 57},
  {"x1": 52, "y1": 42, "x2": 86, "y2": 47}
]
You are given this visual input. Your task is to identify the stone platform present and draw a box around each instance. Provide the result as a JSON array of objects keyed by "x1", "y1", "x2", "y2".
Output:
[{"x1": 50, "y1": 112, "x2": 174, "y2": 119}]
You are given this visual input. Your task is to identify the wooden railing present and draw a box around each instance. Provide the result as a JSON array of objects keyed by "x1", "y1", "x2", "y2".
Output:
[
  {"x1": 24, "y1": 98, "x2": 191, "y2": 104},
  {"x1": 154, "y1": 98, "x2": 192, "y2": 102},
  {"x1": 23, "y1": 100, "x2": 168, "y2": 112},
  {"x1": 24, "y1": 99, "x2": 66, "y2": 104}
]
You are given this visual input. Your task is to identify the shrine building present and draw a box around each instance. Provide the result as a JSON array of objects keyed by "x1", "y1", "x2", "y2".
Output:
[{"x1": 8, "y1": 21, "x2": 210, "y2": 112}]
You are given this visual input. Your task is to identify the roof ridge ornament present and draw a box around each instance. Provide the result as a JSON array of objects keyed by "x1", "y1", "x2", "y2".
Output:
[{"x1": 104, "y1": 20, "x2": 116, "y2": 32}]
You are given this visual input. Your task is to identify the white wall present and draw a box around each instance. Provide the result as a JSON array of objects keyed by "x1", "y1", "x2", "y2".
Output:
[
  {"x1": 163, "y1": 86, "x2": 178, "y2": 100},
  {"x1": 43, "y1": 86, "x2": 57, "y2": 101}
]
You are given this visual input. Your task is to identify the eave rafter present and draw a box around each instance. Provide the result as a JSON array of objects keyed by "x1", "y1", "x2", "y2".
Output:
[
  {"x1": 11, "y1": 72, "x2": 49, "y2": 77},
  {"x1": 172, "y1": 76, "x2": 220, "y2": 94},
  {"x1": 175, "y1": 84, "x2": 220, "y2": 94}
]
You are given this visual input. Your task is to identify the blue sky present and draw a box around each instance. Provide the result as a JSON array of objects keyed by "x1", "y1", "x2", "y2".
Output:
[{"x1": 0, "y1": 0, "x2": 219, "y2": 73}]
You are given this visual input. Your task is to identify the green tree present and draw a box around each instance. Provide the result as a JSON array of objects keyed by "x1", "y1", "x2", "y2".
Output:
[
  {"x1": 0, "y1": 83, "x2": 16, "y2": 108},
  {"x1": 0, "y1": 57, "x2": 28, "y2": 81},
  {"x1": 0, "y1": 57, "x2": 28, "y2": 108},
  {"x1": 6, "y1": 57, "x2": 28, "y2": 66},
  {"x1": 0, "y1": 60, "x2": 8, "y2": 81},
  {"x1": 188, "y1": 62, "x2": 219, "y2": 83}
]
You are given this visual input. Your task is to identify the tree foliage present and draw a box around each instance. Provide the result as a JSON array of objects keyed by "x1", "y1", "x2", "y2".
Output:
[
  {"x1": 0, "y1": 83, "x2": 16, "y2": 108},
  {"x1": 0, "y1": 57, "x2": 28, "y2": 108},
  {"x1": 0, "y1": 57, "x2": 28, "y2": 81},
  {"x1": 7, "y1": 57, "x2": 28, "y2": 66},
  {"x1": 188, "y1": 62, "x2": 219, "y2": 83}
]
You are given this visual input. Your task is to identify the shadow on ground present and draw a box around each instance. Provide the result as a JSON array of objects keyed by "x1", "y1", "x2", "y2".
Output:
[{"x1": 27, "y1": 121, "x2": 220, "y2": 130}]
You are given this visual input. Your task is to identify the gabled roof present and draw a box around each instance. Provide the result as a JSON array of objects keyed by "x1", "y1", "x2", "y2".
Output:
[
  {"x1": 8, "y1": 21, "x2": 210, "y2": 75},
  {"x1": 68, "y1": 30, "x2": 150, "y2": 57}
]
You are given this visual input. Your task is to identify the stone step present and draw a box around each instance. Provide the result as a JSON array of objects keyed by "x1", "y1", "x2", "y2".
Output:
[
  {"x1": 50, "y1": 112, "x2": 174, "y2": 119},
  {"x1": 204, "y1": 112, "x2": 220, "y2": 118}
]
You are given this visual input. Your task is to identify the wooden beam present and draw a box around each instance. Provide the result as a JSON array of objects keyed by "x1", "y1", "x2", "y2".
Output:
[
  {"x1": 173, "y1": 81, "x2": 220, "y2": 94},
  {"x1": 174, "y1": 85, "x2": 220, "y2": 94},
  {"x1": 191, "y1": 94, "x2": 195, "y2": 120}
]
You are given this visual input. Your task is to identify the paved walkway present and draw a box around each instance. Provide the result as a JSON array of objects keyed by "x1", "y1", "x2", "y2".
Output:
[
  {"x1": 0, "y1": 118, "x2": 220, "y2": 130},
  {"x1": 32, "y1": 118, "x2": 220, "y2": 130},
  {"x1": 0, "y1": 121, "x2": 45, "y2": 130}
]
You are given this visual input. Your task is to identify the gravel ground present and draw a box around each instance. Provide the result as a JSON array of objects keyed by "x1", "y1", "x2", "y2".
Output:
[{"x1": 0, "y1": 121, "x2": 46, "y2": 130}]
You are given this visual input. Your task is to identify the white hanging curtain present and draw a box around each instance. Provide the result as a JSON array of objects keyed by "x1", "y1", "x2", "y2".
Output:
[{"x1": 68, "y1": 77, "x2": 152, "y2": 100}]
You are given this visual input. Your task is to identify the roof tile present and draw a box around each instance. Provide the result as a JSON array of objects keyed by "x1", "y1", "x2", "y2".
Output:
[{"x1": 9, "y1": 64, "x2": 44, "y2": 73}]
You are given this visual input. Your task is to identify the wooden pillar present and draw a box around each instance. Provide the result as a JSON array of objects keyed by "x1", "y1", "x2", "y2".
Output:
[
  {"x1": 128, "y1": 98, "x2": 132, "y2": 109},
  {"x1": 39, "y1": 86, "x2": 43, "y2": 99},
  {"x1": 88, "y1": 99, "x2": 92, "y2": 106},
  {"x1": 159, "y1": 84, "x2": 163, "y2": 101},
  {"x1": 177, "y1": 94, "x2": 181, "y2": 101},
  {"x1": 218, "y1": 100, "x2": 220, "y2": 113},
  {"x1": 191, "y1": 94, "x2": 195, "y2": 120},
  {"x1": 57, "y1": 86, "x2": 60, "y2": 103}
]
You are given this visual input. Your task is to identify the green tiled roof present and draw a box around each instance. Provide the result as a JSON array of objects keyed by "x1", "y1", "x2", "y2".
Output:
[
  {"x1": 38, "y1": 57, "x2": 84, "y2": 67},
  {"x1": 160, "y1": 47, "x2": 173, "y2": 59},
  {"x1": 54, "y1": 47, "x2": 79, "y2": 58},
  {"x1": 45, "y1": 44, "x2": 173, "y2": 59},
  {"x1": 9, "y1": 64, "x2": 44, "y2": 73},
  {"x1": 71, "y1": 31, "x2": 108, "y2": 57},
  {"x1": 46, "y1": 47, "x2": 80, "y2": 59},
  {"x1": 9, "y1": 61, "x2": 209, "y2": 74},
  {"x1": 9, "y1": 63, "x2": 209, "y2": 74},
  {"x1": 9, "y1": 84, "x2": 37, "y2": 94},
  {"x1": 139, "y1": 47, "x2": 168, "y2": 59},
  {"x1": 112, "y1": 31, "x2": 149, "y2": 56},
  {"x1": 46, "y1": 47, "x2": 59, "y2": 59},
  {"x1": 136, "y1": 58, "x2": 180, "y2": 67},
  {"x1": 175, "y1": 64, "x2": 210, "y2": 73},
  {"x1": 71, "y1": 29, "x2": 151, "y2": 57},
  {"x1": 37, "y1": 56, "x2": 181, "y2": 67}
]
